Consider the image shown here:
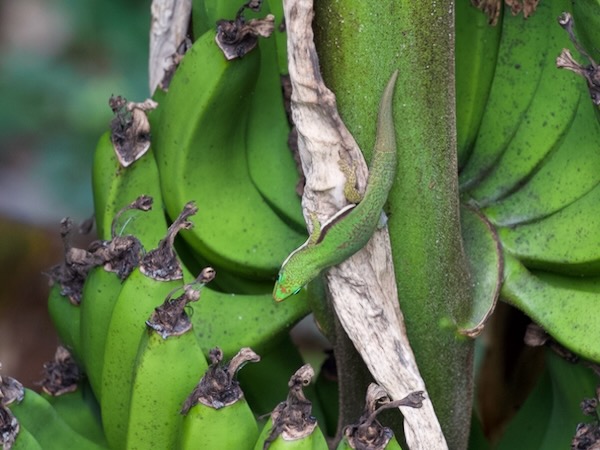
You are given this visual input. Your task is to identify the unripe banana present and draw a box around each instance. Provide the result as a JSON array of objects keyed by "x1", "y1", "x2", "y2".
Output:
[
  {"x1": 79, "y1": 195, "x2": 152, "y2": 399},
  {"x1": 245, "y1": 6, "x2": 305, "y2": 231},
  {"x1": 459, "y1": 1, "x2": 554, "y2": 190},
  {"x1": 266, "y1": 0, "x2": 288, "y2": 75},
  {"x1": 100, "y1": 203, "x2": 196, "y2": 449},
  {"x1": 191, "y1": 286, "x2": 310, "y2": 358},
  {"x1": 45, "y1": 218, "x2": 103, "y2": 363},
  {"x1": 47, "y1": 283, "x2": 82, "y2": 362},
  {"x1": 466, "y1": 0, "x2": 580, "y2": 206},
  {"x1": 572, "y1": 0, "x2": 600, "y2": 62},
  {"x1": 0, "y1": 404, "x2": 43, "y2": 450},
  {"x1": 82, "y1": 96, "x2": 165, "y2": 399},
  {"x1": 39, "y1": 347, "x2": 107, "y2": 447},
  {"x1": 125, "y1": 269, "x2": 214, "y2": 450},
  {"x1": 178, "y1": 347, "x2": 260, "y2": 450},
  {"x1": 483, "y1": 89, "x2": 600, "y2": 226},
  {"x1": 253, "y1": 364, "x2": 328, "y2": 450},
  {"x1": 455, "y1": 0, "x2": 503, "y2": 169},
  {"x1": 501, "y1": 253, "x2": 600, "y2": 362},
  {"x1": 153, "y1": 12, "x2": 305, "y2": 279},
  {"x1": 43, "y1": 383, "x2": 106, "y2": 448},
  {"x1": 6, "y1": 388, "x2": 107, "y2": 450}
]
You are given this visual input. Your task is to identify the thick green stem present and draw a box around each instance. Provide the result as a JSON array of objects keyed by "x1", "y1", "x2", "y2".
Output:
[{"x1": 314, "y1": 2, "x2": 474, "y2": 449}]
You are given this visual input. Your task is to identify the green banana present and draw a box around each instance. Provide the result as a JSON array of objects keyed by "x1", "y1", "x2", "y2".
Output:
[
  {"x1": 38, "y1": 346, "x2": 106, "y2": 447},
  {"x1": 253, "y1": 364, "x2": 328, "y2": 450},
  {"x1": 125, "y1": 272, "x2": 213, "y2": 450},
  {"x1": 572, "y1": 0, "x2": 600, "y2": 62},
  {"x1": 46, "y1": 218, "x2": 103, "y2": 363},
  {"x1": 465, "y1": 0, "x2": 581, "y2": 206},
  {"x1": 498, "y1": 182, "x2": 600, "y2": 276},
  {"x1": 190, "y1": 0, "x2": 211, "y2": 40},
  {"x1": 79, "y1": 196, "x2": 151, "y2": 399},
  {"x1": 47, "y1": 283, "x2": 83, "y2": 362},
  {"x1": 91, "y1": 132, "x2": 166, "y2": 245},
  {"x1": 494, "y1": 365, "x2": 554, "y2": 450},
  {"x1": 455, "y1": 0, "x2": 503, "y2": 169},
  {"x1": 153, "y1": 17, "x2": 306, "y2": 279},
  {"x1": 482, "y1": 89, "x2": 600, "y2": 226},
  {"x1": 6, "y1": 388, "x2": 107, "y2": 450},
  {"x1": 0, "y1": 403, "x2": 43, "y2": 450},
  {"x1": 100, "y1": 203, "x2": 194, "y2": 449},
  {"x1": 191, "y1": 286, "x2": 310, "y2": 359},
  {"x1": 458, "y1": 1, "x2": 553, "y2": 190},
  {"x1": 81, "y1": 101, "x2": 168, "y2": 398},
  {"x1": 266, "y1": 0, "x2": 289, "y2": 75},
  {"x1": 178, "y1": 347, "x2": 260, "y2": 450},
  {"x1": 538, "y1": 349, "x2": 596, "y2": 449},
  {"x1": 245, "y1": 29, "x2": 305, "y2": 232},
  {"x1": 42, "y1": 381, "x2": 107, "y2": 448},
  {"x1": 501, "y1": 253, "x2": 600, "y2": 362}
]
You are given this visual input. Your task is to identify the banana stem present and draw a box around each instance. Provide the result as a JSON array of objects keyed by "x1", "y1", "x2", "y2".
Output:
[{"x1": 314, "y1": 2, "x2": 474, "y2": 448}]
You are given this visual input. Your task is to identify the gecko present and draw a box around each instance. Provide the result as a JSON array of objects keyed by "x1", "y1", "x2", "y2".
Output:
[{"x1": 273, "y1": 70, "x2": 398, "y2": 302}]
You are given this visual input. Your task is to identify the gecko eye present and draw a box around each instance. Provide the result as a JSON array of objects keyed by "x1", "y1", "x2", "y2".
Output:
[{"x1": 277, "y1": 273, "x2": 283, "y2": 283}]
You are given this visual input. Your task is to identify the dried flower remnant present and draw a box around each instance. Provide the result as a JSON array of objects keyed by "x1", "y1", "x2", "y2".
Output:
[
  {"x1": 472, "y1": 0, "x2": 540, "y2": 26},
  {"x1": 215, "y1": 1, "x2": 274, "y2": 60},
  {"x1": 181, "y1": 347, "x2": 259, "y2": 414},
  {"x1": 556, "y1": 13, "x2": 600, "y2": 105},
  {"x1": 45, "y1": 218, "x2": 103, "y2": 305},
  {"x1": 140, "y1": 201, "x2": 198, "y2": 282},
  {"x1": 263, "y1": 364, "x2": 317, "y2": 448},
  {"x1": 109, "y1": 96, "x2": 158, "y2": 167},
  {"x1": 342, "y1": 384, "x2": 425, "y2": 450},
  {"x1": 39, "y1": 347, "x2": 81, "y2": 397},
  {"x1": 146, "y1": 267, "x2": 216, "y2": 338}
]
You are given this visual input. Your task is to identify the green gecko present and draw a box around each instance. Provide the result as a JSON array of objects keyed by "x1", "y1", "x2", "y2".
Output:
[{"x1": 273, "y1": 70, "x2": 399, "y2": 302}]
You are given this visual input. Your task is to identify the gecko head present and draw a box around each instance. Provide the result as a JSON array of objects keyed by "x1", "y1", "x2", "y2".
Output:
[
  {"x1": 272, "y1": 250, "x2": 321, "y2": 302},
  {"x1": 272, "y1": 271, "x2": 304, "y2": 302}
]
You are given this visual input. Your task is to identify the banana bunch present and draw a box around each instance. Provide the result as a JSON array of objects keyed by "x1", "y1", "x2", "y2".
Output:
[
  {"x1": 39, "y1": 9, "x2": 316, "y2": 439},
  {"x1": 456, "y1": 0, "x2": 600, "y2": 362},
  {"x1": 152, "y1": 1, "x2": 306, "y2": 283}
]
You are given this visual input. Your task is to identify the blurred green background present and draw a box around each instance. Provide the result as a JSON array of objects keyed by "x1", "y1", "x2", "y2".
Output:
[{"x1": 0, "y1": 0, "x2": 150, "y2": 386}]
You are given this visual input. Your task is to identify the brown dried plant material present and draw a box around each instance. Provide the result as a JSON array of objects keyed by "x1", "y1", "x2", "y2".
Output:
[
  {"x1": 45, "y1": 218, "x2": 103, "y2": 305},
  {"x1": 39, "y1": 346, "x2": 80, "y2": 397},
  {"x1": 140, "y1": 201, "x2": 198, "y2": 281},
  {"x1": 146, "y1": 267, "x2": 215, "y2": 338},
  {"x1": 343, "y1": 384, "x2": 424, "y2": 450},
  {"x1": 0, "y1": 364, "x2": 24, "y2": 407},
  {"x1": 471, "y1": 0, "x2": 503, "y2": 25},
  {"x1": 557, "y1": 13, "x2": 600, "y2": 105},
  {"x1": 263, "y1": 364, "x2": 317, "y2": 448},
  {"x1": 471, "y1": 0, "x2": 540, "y2": 26},
  {"x1": 0, "y1": 405, "x2": 18, "y2": 449},
  {"x1": 109, "y1": 96, "x2": 158, "y2": 168},
  {"x1": 181, "y1": 347, "x2": 259, "y2": 414},
  {"x1": 215, "y1": 2, "x2": 274, "y2": 60}
]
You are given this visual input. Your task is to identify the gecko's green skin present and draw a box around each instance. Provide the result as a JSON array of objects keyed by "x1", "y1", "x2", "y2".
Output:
[{"x1": 273, "y1": 71, "x2": 398, "y2": 301}]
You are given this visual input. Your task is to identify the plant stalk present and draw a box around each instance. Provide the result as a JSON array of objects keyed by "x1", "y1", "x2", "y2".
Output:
[{"x1": 314, "y1": 2, "x2": 474, "y2": 449}]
